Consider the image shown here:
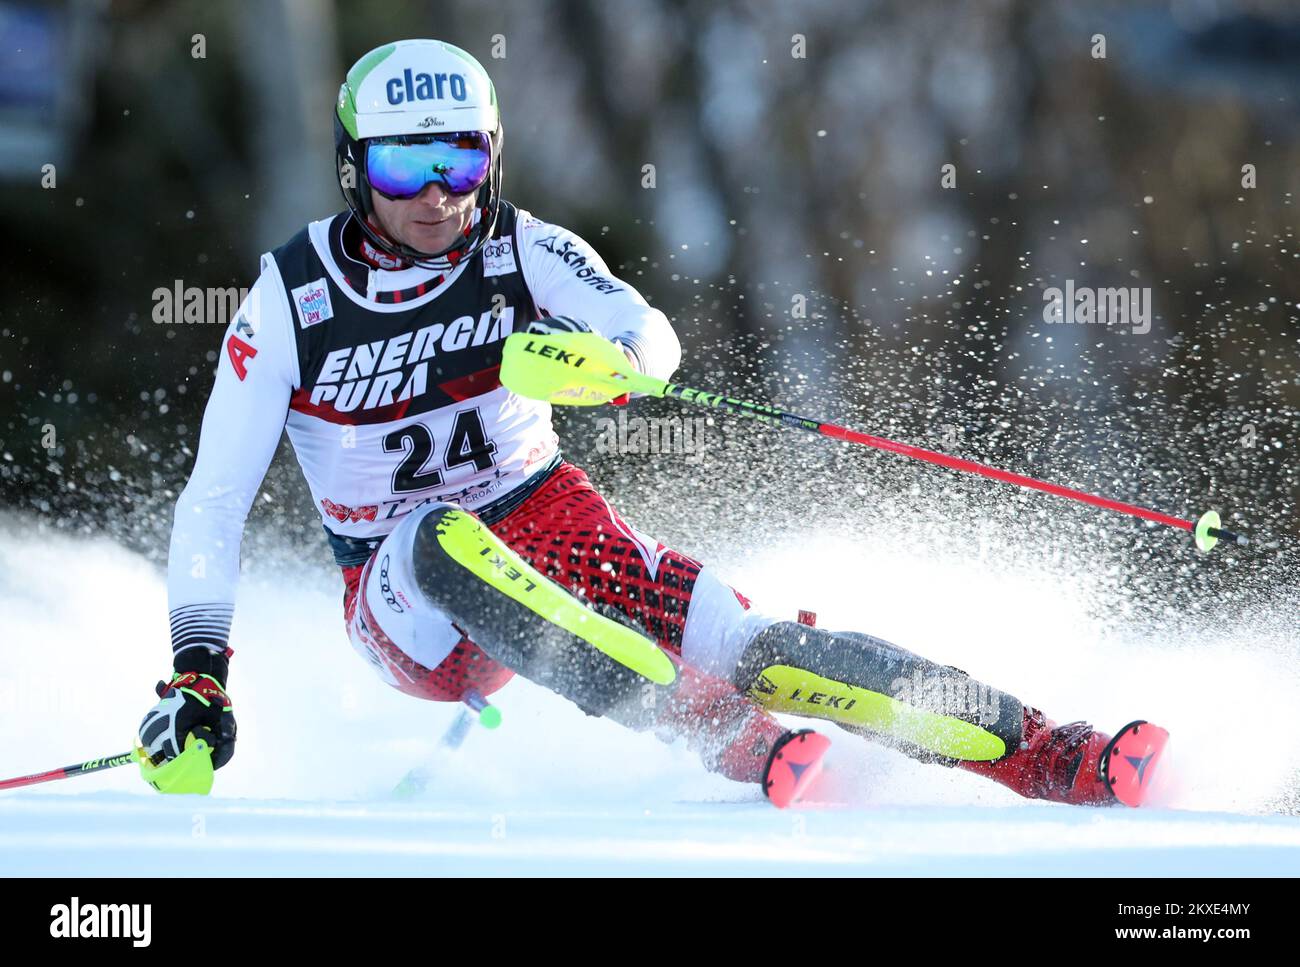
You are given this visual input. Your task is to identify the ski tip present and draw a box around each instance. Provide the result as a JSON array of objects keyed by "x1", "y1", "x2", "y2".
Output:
[
  {"x1": 763, "y1": 729, "x2": 832, "y2": 809},
  {"x1": 1101, "y1": 720, "x2": 1170, "y2": 807}
]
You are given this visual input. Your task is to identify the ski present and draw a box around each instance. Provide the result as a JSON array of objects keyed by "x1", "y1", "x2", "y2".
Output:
[
  {"x1": 763, "y1": 729, "x2": 832, "y2": 808},
  {"x1": 1100, "y1": 720, "x2": 1170, "y2": 807}
]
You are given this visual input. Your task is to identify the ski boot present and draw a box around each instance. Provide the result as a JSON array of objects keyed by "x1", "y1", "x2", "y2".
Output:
[
  {"x1": 734, "y1": 620, "x2": 1025, "y2": 763},
  {"x1": 734, "y1": 617, "x2": 1168, "y2": 806},
  {"x1": 655, "y1": 663, "x2": 831, "y2": 806},
  {"x1": 957, "y1": 710, "x2": 1168, "y2": 806}
]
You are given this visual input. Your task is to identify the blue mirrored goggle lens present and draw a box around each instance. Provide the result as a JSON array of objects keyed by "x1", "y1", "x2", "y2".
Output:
[{"x1": 366, "y1": 134, "x2": 492, "y2": 199}]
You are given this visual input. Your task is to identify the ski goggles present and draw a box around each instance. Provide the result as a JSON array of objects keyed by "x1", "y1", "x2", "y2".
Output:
[{"x1": 365, "y1": 132, "x2": 492, "y2": 199}]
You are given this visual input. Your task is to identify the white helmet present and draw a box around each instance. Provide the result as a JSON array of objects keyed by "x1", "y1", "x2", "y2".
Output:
[{"x1": 334, "y1": 39, "x2": 503, "y2": 269}]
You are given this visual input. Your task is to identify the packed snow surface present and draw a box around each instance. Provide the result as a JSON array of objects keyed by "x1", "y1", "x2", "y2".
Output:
[{"x1": 2, "y1": 522, "x2": 1297, "y2": 876}]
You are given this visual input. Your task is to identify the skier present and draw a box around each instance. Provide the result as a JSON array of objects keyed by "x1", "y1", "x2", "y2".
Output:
[{"x1": 139, "y1": 39, "x2": 1165, "y2": 807}]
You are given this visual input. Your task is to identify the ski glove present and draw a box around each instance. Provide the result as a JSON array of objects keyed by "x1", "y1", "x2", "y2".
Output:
[
  {"x1": 139, "y1": 659, "x2": 236, "y2": 770},
  {"x1": 524, "y1": 316, "x2": 635, "y2": 405},
  {"x1": 525, "y1": 315, "x2": 594, "y2": 336}
]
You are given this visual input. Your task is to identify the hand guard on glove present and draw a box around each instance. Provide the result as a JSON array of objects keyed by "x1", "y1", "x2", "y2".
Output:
[
  {"x1": 139, "y1": 650, "x2": 236, "y2": 771},
  {"x1": 525, "y1": 316, "x2": 637, "y2": 405}
]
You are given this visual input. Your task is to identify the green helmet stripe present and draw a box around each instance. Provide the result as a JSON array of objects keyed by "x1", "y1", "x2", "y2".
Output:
[
  {"x1": 337, "y1": 42, "x2": 398, "y2": 139},
  {"x1": 347, "y1": 41, "x2": 398, "y2": 90}
]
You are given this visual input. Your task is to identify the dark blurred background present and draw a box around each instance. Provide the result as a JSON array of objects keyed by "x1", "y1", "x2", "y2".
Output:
[{"x1": 0, "y1": 0, "x2": 1297, "y2": 610}]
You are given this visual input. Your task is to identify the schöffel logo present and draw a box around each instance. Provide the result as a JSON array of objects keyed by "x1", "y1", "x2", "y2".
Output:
[
  {"x1": 50, "y1": 897, "x2": 151, "y2": 947},
  {"x1": 291, "y1": 278, "x2": 334, "y2": 329},
  {"x1": 534, "y1": 235, "x2": 623, "y2": 294},
  {"x1": 385, "y1": 68, "x2": 468, "y2": 105}
]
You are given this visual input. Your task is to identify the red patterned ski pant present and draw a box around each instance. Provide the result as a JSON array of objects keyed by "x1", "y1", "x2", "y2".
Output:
[{"x1": 341, "y1": 461, "x2": 774, "y2": 702}]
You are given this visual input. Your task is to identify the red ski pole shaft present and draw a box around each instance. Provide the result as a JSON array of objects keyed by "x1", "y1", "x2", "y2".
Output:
[
  {"x1": 819, "y1": 423, "x2": 1190, "y2": 530},
  {"x1": 662, "y1": 383, "x2": 1246, "y2": 544},
  {"x1": 0, "y1": 750, "x2": 137, "y2": 791}
]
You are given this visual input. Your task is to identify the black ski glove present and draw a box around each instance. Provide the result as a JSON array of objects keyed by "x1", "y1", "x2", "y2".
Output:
[
  {"x1": 525, "y1": 315, "x2": 593, "y2": 335},
  {"x1": 138, "y1": 648, "x2": 237, "y2": 770}
]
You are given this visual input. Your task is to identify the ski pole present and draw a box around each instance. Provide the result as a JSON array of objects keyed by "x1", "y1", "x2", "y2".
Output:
[
  {"x1": 0, "y1": 750, "x2": 138, "y2": 792},
  {"x1": 657, "y1": 383, "x2": 1247, "y2": 551},
  {"x1": 392, "y1": 690, "x2": 503, "y2": 798},
  {"x1": 499, "y1": 331, "x2": 1249, "y2": 553},
  {"x1": 461, "y1": 688, "x2": 502, "y2": 730},
  {"x1": 433, "y1": 689, "x2": 503, "y2": 751}
]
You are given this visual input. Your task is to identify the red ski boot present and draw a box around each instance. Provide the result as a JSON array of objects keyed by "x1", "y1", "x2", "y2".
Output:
[
  {"x1": 957, "y1": 707, "x2": 1118, "y2": 806},
  {"x1": 656, "y1": 662, "x2": 830, "y2": 807}
]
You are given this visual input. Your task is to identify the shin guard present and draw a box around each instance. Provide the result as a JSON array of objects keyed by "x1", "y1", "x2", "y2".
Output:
[
  {"x1": 411, "y1": 505, "x2": 788, "y2": 783},
  {"x1": 735, "y1": 621, "x2": 1024, "y2": 763}
]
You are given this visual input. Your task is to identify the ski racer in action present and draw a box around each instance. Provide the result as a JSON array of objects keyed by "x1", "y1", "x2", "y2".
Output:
[{"x1": 138, "y1": 39, "x2": 1167, "y2": 807}]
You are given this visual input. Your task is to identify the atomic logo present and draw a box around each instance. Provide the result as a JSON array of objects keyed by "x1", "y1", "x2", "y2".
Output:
[{"x1": 1125, "y1": 752, "x2": 1155, "y2": 784}]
